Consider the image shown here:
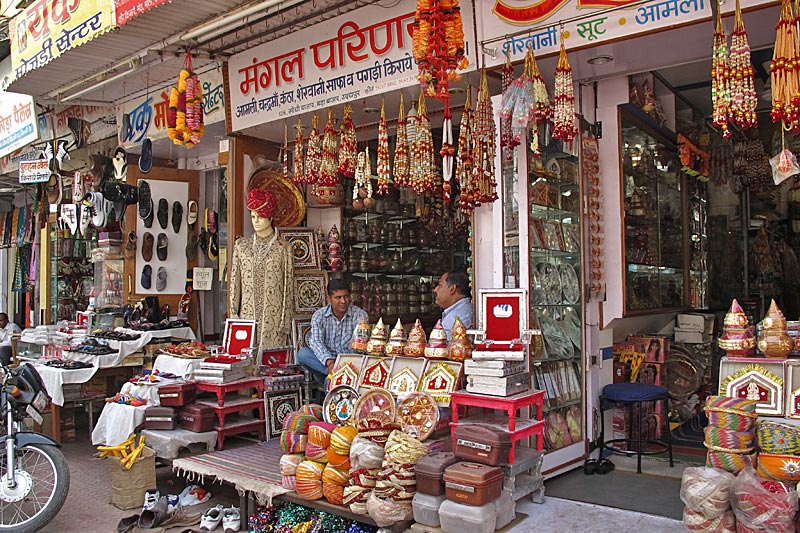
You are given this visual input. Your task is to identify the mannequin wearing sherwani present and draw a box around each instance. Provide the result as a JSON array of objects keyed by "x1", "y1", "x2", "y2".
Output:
[{"x1": 229, "y1": 210, "x2": 294, "y2": 350}]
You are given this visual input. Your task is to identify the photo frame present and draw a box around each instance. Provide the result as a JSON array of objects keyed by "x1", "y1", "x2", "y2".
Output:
[
  {"x1": 293, "y1": 271, "x2": 327, "y2": 314},
  {"x1": 265, "y1": 390, "x2": 301, "y2": 439},
  {"x1": 222, "y1": 318, "x2": 257, "y2": 355},
  {"x1": 277, "y1": 227, "x2": 320, "y2": 270},
  {"x1": 291, "y1": 317, "x2": 313, "y2": 351}
]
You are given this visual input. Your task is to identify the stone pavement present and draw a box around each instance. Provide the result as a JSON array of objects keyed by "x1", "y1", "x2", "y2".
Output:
[{"x1": 32, "y1": 437, "x2": 684, "y2": 533}]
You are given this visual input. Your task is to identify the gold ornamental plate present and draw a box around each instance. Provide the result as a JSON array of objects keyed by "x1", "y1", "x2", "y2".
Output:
[{"x1": 247, "y1": 169, "x2": 305, "y2": 227}]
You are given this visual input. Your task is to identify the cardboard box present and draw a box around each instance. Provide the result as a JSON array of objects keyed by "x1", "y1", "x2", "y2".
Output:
[
  {"x1": 108, "y1": 447, "x2": 156, "y2": 510},
  {"x1": 677, "y1": 314, "x2": 705, "y2": 331},
  {"x1": 674, "y1": 328, "x2": 706, "y2": 344}
]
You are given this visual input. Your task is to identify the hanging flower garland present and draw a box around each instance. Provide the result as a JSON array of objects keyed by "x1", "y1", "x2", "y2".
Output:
[
  {"x1": 376, "y1": 98, "x2": 391, "y2": 195},
  {"x1": 293, "y1": 119, "x2": 304, "y2": 184},
  {"x1": 413, "y1": 0, "x2": 468, "y2": 100},
  {"x1": 711, "y1": 5, "x2": 732, "y2": 138},
  {"x1": 456, "y1": 85, "x2": 475, "y2": 212},
  {"x1": 500, "y1": 51, "x2": 517, "y2": 158},
  {"x1": 410, "y1": 93, "x2": 435, "y2": 194},
  {"x1": 770, "y1": 0, "x2": 800, "y2": 127},
  {"x1": 553, "y1": 38, "x2": 577, "y2": 146},
  {"x1": 338, "y1": 104, "x2": 357, "y2": 178},
  {"x1": 304, "y1": 113, "x2": 322, "y2": 184},
  {"x1": 729, "y1": 0, "x2": 757, "y2": 130},
  {"x1": 318, "y1": 109, "x2": 339, "y2": 191},
  {"x1": 167, "y1": 52, "x2": 204, "y2": 148},
  {"x1": 394, "y1": 94, "x2": 411, "y2": 188},
  {"x1": 474, "y1": 67, "x2": 498, "y2": 204},
  {"x1": 529, "y1": 47, "x2": 552, "y2": 157}
]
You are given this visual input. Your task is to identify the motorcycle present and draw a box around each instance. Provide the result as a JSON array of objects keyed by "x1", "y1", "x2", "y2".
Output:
[{"x1": 0, "y1": 363, "x2": 69, "y2": 532}]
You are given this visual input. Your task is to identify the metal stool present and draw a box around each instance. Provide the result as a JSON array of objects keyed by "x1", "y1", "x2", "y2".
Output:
[{"x1": 599, "y1": 382, "x2": 673, "y2": 474}]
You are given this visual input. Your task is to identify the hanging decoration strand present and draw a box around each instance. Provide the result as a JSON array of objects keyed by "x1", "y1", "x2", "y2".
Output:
[
  {"x1": 377, "y1": 98, "x2": 391, "y2": 195},
  {"x1": 729, "y1": 0, "x2": 758, "y2": 130},
  {"x1": 552, "y1": 35, "x2": 577, "y2": 146},
  {"x1": 394, "y1": 94, "x2": 411, "y2": 188},
  {"x1": 711, "y1": 0, "x2": 732, "y2": 138}
]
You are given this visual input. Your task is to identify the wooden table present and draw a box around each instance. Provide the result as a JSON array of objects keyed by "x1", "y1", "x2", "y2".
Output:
[{"x1": 195, "y1": 377, "x2": 266, "y2": 449}]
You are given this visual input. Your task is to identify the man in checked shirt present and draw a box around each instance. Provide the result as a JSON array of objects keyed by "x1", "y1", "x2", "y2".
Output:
[{"x1": 296, "y1": 279, "x2": 367, "y2": 388}]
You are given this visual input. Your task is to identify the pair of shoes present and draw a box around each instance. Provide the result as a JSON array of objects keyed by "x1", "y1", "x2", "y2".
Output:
[
  {"x1": 139, "y1": 494, "x2": 170, "y2": 529},
  {"x1": 200, "y1": 505, "x2": 239, "y2": 532},
  {"x1": 584, "y1": 456, "x2": 615, "y2": 475}
]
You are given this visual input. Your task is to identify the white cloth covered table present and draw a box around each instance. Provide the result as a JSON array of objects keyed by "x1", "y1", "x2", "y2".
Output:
[
  {"x1": 34, "y1": 363, "x2": 98, "y2": 406},
  {"x1": 91, "y1": 402, "x2": 148, "y2": 446},
  {"x1": 153, "y1": 354, "x2": 203, "y2": 380},
  {"x1": 141, "y1": 428, "x2": 217, "y2": 459}
]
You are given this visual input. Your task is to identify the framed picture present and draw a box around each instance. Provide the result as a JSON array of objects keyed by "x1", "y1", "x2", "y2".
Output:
[
  {"x1": 277, "y1": 227, "x2": 320, "y2": 270},
  {"x1": 265, "y1": 390, "x2": 301, "y2": 439},
  {"x1": 222, "y1": 318, "x2": 257, "y2": 355},
  {"x1": 291, "y1": 317, "x2": 313, "y2": 351},
  {"x1": 293, "y1": 271, "x2": 327, "y2": 314}
]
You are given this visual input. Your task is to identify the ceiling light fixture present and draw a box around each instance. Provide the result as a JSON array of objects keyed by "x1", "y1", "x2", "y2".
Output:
[{"x1": 587, "y1": 55, "x2": 613, "y2": 65}]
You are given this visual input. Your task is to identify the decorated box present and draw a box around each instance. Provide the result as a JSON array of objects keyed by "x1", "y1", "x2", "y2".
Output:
[
  {"x1": 328, "y1": 354, "x2": 364, "y2": 392},
  {"x1": 419, "y1": 360, "x2": 463, "y2": 407},
  {"x1": 387, "y1": 356, "x2": 427, "y2": 396},
  {"x1": 718, "y1": 357, "x2": 785, "y2": 417},
  {"x1": 471, "y1": 289, "x2": 534, "y2": 361},
  {"x1": 784, "y1": 360, "x2": 800, "y2": 419},
  {"x1": 358, "y1": 356, "x2": 394, "y2": 393}
]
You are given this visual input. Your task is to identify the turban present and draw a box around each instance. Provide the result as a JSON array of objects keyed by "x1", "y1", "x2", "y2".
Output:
[{"x1": 247, "y1": 188, "x2": 277, "y2": 219}]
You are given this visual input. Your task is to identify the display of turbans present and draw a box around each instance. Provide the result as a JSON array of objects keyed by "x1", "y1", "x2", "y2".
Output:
[
  {"x1": 330, "y1": 426, "x2": 359, "y2": 456},
  {"x1": 350, "y1": 436, "x2": 385, "y2": 471},
  {"x1": 731, "y1": 466, "x2": 798, "y2": 533},
  {"x1": 327, "y1": 448, "x2": 351, "y2": 470},
  {"x1": 280, "y1": 408, "x2": 321, "y2": 454},
  {"x1": 295, "y1": 460, "x2": 325, "y2": 501},
  {"x1": 279, "y1": 431, "x2": 307, "y2": 454},
  {"x1": 279, "y1": 453, "x2": 303, "y2": 490},
  {"x1": 703, "y1": 396, "x2": 757, "y2": 475}
]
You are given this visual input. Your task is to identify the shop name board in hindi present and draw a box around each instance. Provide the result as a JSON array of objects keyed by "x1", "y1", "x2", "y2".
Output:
[
  {"x1": 193, "y1": 267, "x2": 213, "y2": 291},
  {"x1": 18, "y1": 159, "x2": 51, "y2": 184},
  {"x1": 0, "y1": 97, "x2": 37, "y2": 159}
]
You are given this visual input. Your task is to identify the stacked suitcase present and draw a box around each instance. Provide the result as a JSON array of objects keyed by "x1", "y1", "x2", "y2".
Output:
[{"x1": 464, "y1": 359, "x2": 530, "y2": 397}]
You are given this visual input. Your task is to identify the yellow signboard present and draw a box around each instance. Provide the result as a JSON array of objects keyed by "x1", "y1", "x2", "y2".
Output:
[{"x1": 10, "y1": 0, "x2": 115, "y2": 81}]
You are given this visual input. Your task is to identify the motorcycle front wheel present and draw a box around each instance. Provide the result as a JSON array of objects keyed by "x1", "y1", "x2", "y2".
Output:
[{"x1": 0, "y1": 444, "x2": 70, "y2": 532}]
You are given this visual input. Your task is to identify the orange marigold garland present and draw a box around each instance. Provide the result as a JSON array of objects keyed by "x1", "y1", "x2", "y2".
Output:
[
  {"x1": 338, "y1": 104, "x2": 358, "y2": 178},
  {"x1": 305, "y1": 113, "x2": 322, "y2": 184},
  {"x1": 376, "y1": 98, "x2": 391, "y2": 195},
  {"x1": 168, "y1": 53, "x2": 204, "y2": 148},
  {"x1": 394, "y1": 94, "x2": 411, "y2": 188},
  {"x1": 413, "y1": 0, "x2": 468, "y2": 100},
  {"x1": 293, "y1": 119, "x2": 304, "y2": 184},
  {"x1": 553, "y1": 38, "x2": 577, "y2": 146}
]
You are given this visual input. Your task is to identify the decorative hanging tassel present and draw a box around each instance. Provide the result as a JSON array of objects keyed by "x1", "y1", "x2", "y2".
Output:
[
  {"x1": 318, "y1": 109, "x2": 339, "y2": 192},
  {"x1": 475, "y1": 67, "x2": 498, "y2": 205},
  {"x1": 770, "y1": 0, "x2": 799, "y2": 126},
  {"x1": 376, "y1": 98, "x2": 391, "y2": 195},
  {"x1": 712, "y1": 1, "x2": 732, "y2": 137},
  {"x1": 456, "y1": 86, "x2": 474, "y2": 212},
  {"x1": 338, "y1": 104, "x2": 357, "y2": 178},
  {"x1": 528, "y1": 46, "x2": 551, "y2": 157},
  {"x1": 293, "y1": 119, "x2": 304, "y2": 183},
  {"x1": 441, "y1": 107, "x2": 454, "y2": 203},
  {"x1": 411, "y1": 93, "x2": 435, "y2": 194},
  {"x1": 282, "y1": 122, "x2": 289, "y2": 180},
  {"x1": 394, "y1": 94, "x2": 411, "y2": 188},
  {"x1": 500, "y1": 51, "x2": 517, "y2": 158},
  {"x1": 305, "y1": 113, "x2": 322, "y2": 184},
  {"x1": 553, "y1": 38, "x2": 577, "y2": 146},
  {"x1": 729, "y1": 0, "x2": 758, "y2": 130}
]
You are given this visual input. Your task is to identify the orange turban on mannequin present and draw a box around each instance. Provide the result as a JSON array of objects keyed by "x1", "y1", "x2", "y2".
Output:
[{"x1": 247, "y1": 188, "x2": 277, "y2": 219}]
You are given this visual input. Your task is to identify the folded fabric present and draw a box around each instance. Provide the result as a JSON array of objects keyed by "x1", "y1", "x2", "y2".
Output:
[
  {"x1": 281, "y1": 475, "x2": 297, "y2": 491},
  {"x1": 323, "y1": 482, "x2": 345, "y2": 505},
  {"x1": 327, "y1": 448, "x2": 350, "y2": 470},
  {"x1": 305, "y1": 443, "x2": 328, "y2": 463},
  {"x1": 350, "y1": 436, "x2": 385, "y2": 470},
  {"x1": 296, "y1": 460, "x2": 325, "y2": 501},
  {"x1": 280, "y1": 431, "x2": 307, "y2": 454},
  {"x1": 283, "y1": 411, "x2": 318, "y2": 434},
  {"x1": 308, "y1": 421, "x2": 337, "y2": 448},
  {"x1": 279, "y1": 454, "x2": 303, "y2": 476},
  {"x1": 322, "y1": 464, "x2": 349, "y2": 486},
  {"x1": 330, "y1": 426, "x2": 359, "y2": 456},
  {"x1": 302, "y1": 404, "x2": 323, "y2": 420}
]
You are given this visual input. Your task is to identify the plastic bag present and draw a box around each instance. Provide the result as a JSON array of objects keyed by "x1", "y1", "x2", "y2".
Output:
[
  {"x1": 731, "y1": 465, "x2": 798, "y2": 533},
  {"x1": 350, "y1": 436, "x2": 385, "y2": 470},
  {"x1": 683, "y1": 507, "x2": 735, "y2": 533},
  {"x1": 366, "y1": 491, "x2": 412, "y2": 527},
  {"x1": 680, "y1": 466, "x2": 735, "y2": 518},
  {"x1": 769, "y1": 148, "x2": 800, "y2": 185}
]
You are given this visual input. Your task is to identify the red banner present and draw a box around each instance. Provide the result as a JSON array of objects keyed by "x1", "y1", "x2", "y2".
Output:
[
  {"x1": 114, "y1": 0, "x2": 170, "y2": 26},
  {"x1": 493, "y1": 0, "x2": 638, "y2": 25}
]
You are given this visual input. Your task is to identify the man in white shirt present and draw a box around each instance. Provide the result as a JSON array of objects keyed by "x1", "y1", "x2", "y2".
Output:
[
  {"x1": 0, "y1": 313, "x2": 21, "y2": 366},
  {"x1": 433, "y1": 271, "x2": 473, "y2": 340}
]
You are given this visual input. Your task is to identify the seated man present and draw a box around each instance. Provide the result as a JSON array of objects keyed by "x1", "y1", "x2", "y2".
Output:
[
  {"x1": 0, "y1": 313, "x2": 21, "y2": 366},
  {"x1": 433, "y1": 271, "x2": 473, "y2": 340},
  {"x1": 296, "y1": 279, "x2": 367, "y2": 385}
]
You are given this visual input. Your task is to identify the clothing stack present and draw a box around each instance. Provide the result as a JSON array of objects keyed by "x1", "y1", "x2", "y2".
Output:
[{"x1": 703, "y1": 396, "x2": 758, "y2": 474}]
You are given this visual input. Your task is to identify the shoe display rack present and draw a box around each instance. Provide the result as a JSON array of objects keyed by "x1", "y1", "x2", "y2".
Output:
[{"x1": 196, "y1": 377, "x2": 266, "y2": 450}]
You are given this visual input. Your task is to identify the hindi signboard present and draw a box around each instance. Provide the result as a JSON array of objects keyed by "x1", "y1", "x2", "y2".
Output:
[
  {"x1": 116, "y1": 67, "x2": 225, "y2": 149},
  {"x1": 10, "y1": 0, "x2": 115, "y2": 81},
  {"x1": 0, "y1": 92, "x2": 38, "y2": 159},
  {"x1": 18, "y1": 159, "x2": 51, "y2": 184},
  {"x1": 193, "y1": 267, "x2": 213, "y2": 291},
  {"x1": 227, "y1": 0, "x2": 476, "y2": 132},
  {"x1": 114, "y1": 0, "x2": 171, "y2": 26}
]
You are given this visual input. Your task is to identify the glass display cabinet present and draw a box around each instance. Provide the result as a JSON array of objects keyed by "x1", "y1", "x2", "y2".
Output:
[{"x1": 619, "y1": 103, "x2": 708, "y2": 313}]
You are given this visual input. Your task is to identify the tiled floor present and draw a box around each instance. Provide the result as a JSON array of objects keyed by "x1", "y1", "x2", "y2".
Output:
[{"x1": 28, "y1": 437, "x2": 685, "y2": 533}]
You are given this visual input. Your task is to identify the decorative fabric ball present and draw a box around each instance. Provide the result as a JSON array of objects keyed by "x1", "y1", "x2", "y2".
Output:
[
  {"x1": 283, "y1": 412, "x2": 318, "y2": 434},
  {"x1": 323, "y1": 482, "x2": 345, "y2": 505},
  {"x1": 295, "y1": 460, "x2": 325, "y2": 500},
  {"x1": 305, "y1": 443, "x2": 328, "y2": 463},
  {"x1": 279, "y1": 453, "x2": 304, "y2": 476},
  {"x1": 357, "y1": 413, "x2": 400, "y2": 446},
  {"x1": 704, "y1": 426, "x2": 754, "y2": 452},
  {"x1": 680, "y1": 466, "x2": 734, "y2": 519},
  {"x1": 281, "y1": 475, "x2": 297, "y2": 491},
  {"x1": 350, "y1": 436, "x2": 385, "y2": 470},
  {"x1": 683, "y1": 507, "x2": 735, "y2": 533},
  {"x1": 706, "y1": 450, "x2": 754, "y2": 475},
  {"x1": 327, "y1": 448, "x2": 351, "y2": 470},
  {"x1": 302, "y1": 404, "x2": 323, "y2": 420},
  {"x1": 330, "y1": 426, "x2": 359, "y2": 456},
  {"x1": 384, "y1": 430, "x2": 429, "y2": 466},
  {"x1": 308, "y1": 421, "x2": 337, "y2": 448},
  {"x1": 322, "y1": 464, "x2": 350, "y2": 486},
  {"x1": 280, "y1": 431, "x2": 307, "y2": 454}
]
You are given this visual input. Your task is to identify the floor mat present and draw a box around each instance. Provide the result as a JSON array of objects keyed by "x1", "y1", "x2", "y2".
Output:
[{"x1": 545, "y1": 467, "x2": 684, "y2": 520}]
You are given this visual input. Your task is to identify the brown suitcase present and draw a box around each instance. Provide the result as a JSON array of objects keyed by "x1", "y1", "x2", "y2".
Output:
[
  {"x1": 415, "y1": 452, "x2": 459, "y2": 496},
  {"x1": 158, "y1": 382, "x2": 197, "y2": 407},
  {"x1": 443, "y1": 462, "x2": 503, "y2": 506},
  {"x1": 454, "y1": 424, "x2": 512, "y2": 466},
  {"x1": 179, "y1": 403, "x2": 216, "y2": 433},
  {"x1": 144, "y1": 406, "x2": 178, "y2": 430}
]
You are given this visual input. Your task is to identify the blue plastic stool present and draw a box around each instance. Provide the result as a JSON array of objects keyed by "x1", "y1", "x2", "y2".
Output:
[{"x1": 599, "y1": 382, "x2": 674, "y2": 474}]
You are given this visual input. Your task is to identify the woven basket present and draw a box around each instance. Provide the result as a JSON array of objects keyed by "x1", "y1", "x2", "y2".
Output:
[{"x1": 757, "y1": 420, "x2": 800, "y2": 455}]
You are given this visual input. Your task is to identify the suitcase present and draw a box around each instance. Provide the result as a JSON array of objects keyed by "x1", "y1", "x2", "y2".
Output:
[
  {"x1": 415, "y1": 452, "x2": 459, "y2": 496},
  {"x1": 158, "y1": 382, "x2": 197, "y2": 407},
  {"x1": 443, "y1": 462, "x2": 504, "y2": 506},
  {"x1": 144, "y1": 406, "x2": 178, "y2": 430},
  {"x1": 179, "y1": 403, "x2": 216, "y2": 432},
  {"x1": 454, "y1": 424, "x2": 512, "y2": 466}
]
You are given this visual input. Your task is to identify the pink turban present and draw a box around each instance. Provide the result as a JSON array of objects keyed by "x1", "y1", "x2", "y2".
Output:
[{"x1": 247, "y1": 188, "x2": 277, "y2": 219}]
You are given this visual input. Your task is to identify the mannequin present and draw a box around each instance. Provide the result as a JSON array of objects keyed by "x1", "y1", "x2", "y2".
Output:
[{"x1": 229, "y1": 189, "x2": 294, "y2": 350}]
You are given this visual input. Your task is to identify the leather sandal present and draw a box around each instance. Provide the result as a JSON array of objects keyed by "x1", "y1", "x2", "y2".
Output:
[
  {"x1": 156, "y1": 233, "x2": 168, "y2": 261},
  {"x1": 156, "y1": 266, "x2": 167, "y2": 291},
  {"x1": 584, "y1": 458, "x2": 598, "y2": 475},
  {"x1": 138, "y1": 180, "x2": 152, "y2": 221},
  {"x1": 185, "y1": 232, "x2": 199, "y2": 261},
  {"x1": 142, "y1": 232, "x2": 154, "y2": 262},
  {"x1": 141, "y1": 265, "x2": 153, "y2": 290},
  {"x1": 124, "y1": 232, "x2": 137, "y2": 261},
  {"x1": 597, "y1": 458, "x2": 615, "y2": 475}
]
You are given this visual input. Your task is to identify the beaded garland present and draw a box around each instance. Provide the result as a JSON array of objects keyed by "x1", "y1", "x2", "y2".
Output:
[
  {"x1": 711, "y1": 6, "x2": 732, "y2": 138},
  {"x1": 729, "y1": 0, "x2": 757, "y2": 131},
  {"x1": 352, "y1": 148, "x2": 372, "y2": 208},
  {"x1": 282, "y1": 123, "x2": 290, "y2": 180},
  {"x1": 529, "y1": 46, "x2": 552, "y2": 157},
  {"x1": 455, "y1": 85, "x2": 474, "y2": 212},
  {"x1": 500, "y1": 51, "x2": 518, "y2": 157},
  {"x1": 770, "y1": 0, "x2": 800, "y2": 127},
  {"x1": 376, "y1": 99, "x2": 391, "y2": 195},
  {"x1": 304, "y1": 113, "x2": 322, "y2": 184},
  {"x1": 167, "y1": 54, "x2": 204, "y2": 148},
  {"x1": 394, "y1": 95, "x2": 411, "y2": 189},
  {"x1": 409, "y1": 93, "x2": 435, "y2": 194},
  {"x1": 293, "y1": 119, "x2": 305, "y2": 183},
  {"x1": 317, "y1": 109, "x2": 340, "y2": 192},
  {"x1": 552, "y1": 38, "x2": 577, "y2": 145},
  {"x1": 338, "y1": 104, "x2": 358, "y2": 178},
  {"x1": 474, "y1": 68, "x2": 499, "y2": 205}
]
